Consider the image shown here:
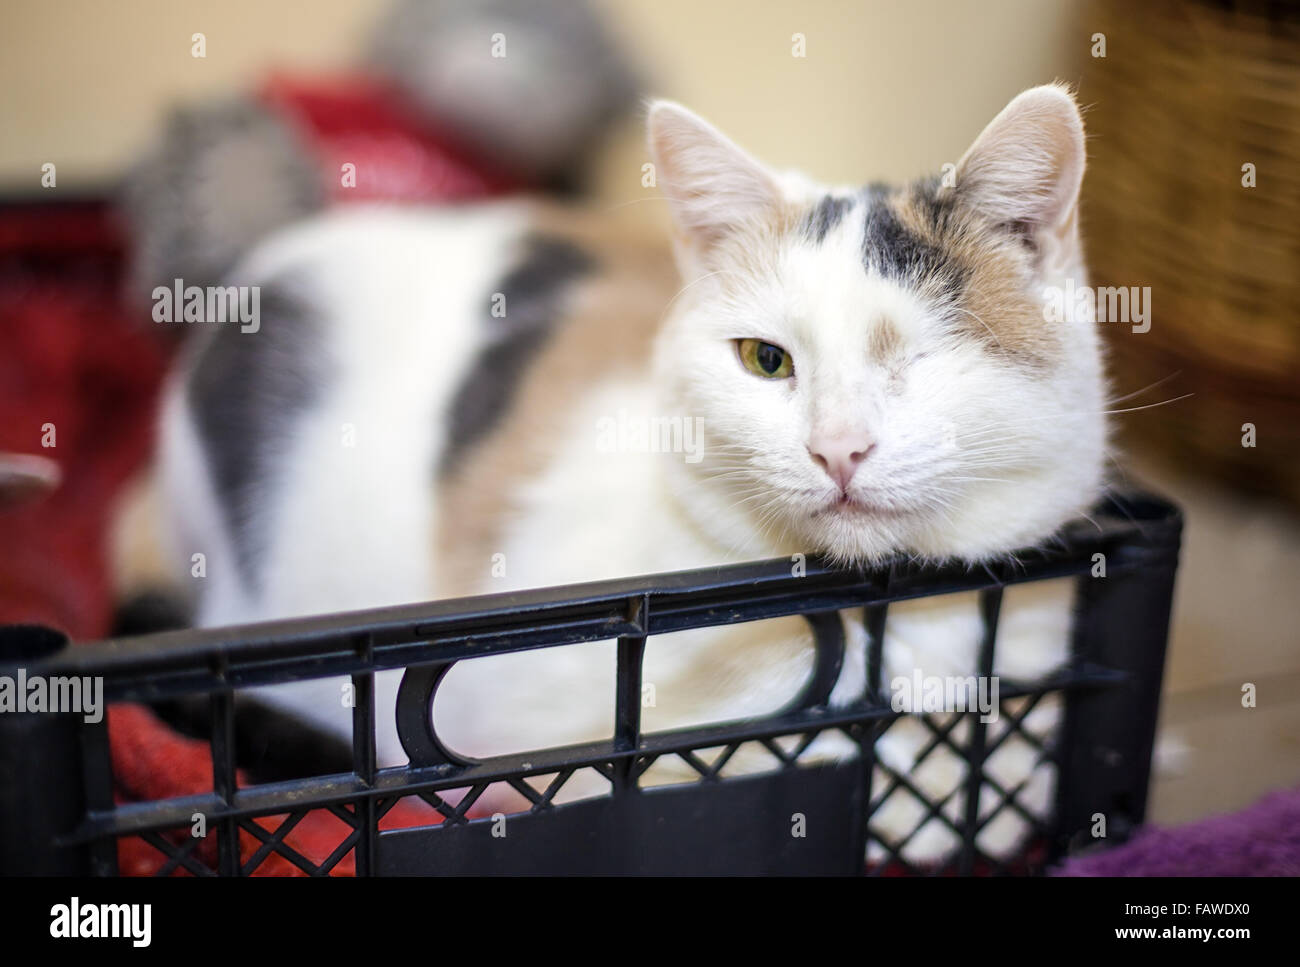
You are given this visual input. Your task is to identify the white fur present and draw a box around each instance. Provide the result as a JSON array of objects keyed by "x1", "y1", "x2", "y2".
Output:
[
  {"x1": 158, "y1": 203, "x2": 528, "y2": 757},
  {"x1": 155, "y1": 89, "x2": 1102, "y2": 864}
]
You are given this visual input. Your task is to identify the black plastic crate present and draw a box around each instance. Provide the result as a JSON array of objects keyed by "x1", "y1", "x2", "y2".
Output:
[{"x1": 0, "y1": 490, "x2": 1180, "y2": 876}]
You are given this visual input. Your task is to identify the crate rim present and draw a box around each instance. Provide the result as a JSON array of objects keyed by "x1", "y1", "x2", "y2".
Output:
[{"x1": 2, "y1": 491, "x2": 1181, "y2": 704}]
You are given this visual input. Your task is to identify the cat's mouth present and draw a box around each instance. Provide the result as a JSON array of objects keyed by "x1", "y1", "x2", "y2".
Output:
[{"x1": 813, "y1": 494, "x2": 906, "y2": 519}]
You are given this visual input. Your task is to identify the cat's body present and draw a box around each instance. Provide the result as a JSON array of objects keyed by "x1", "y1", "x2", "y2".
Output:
[{"x1": 118, "y1": 87, "x2": 1105, "y2": 862}]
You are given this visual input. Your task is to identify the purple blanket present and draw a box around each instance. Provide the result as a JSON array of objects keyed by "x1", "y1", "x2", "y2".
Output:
[{"x1": 1055, "y1": 785, "x2": 1300, "y2": 876}]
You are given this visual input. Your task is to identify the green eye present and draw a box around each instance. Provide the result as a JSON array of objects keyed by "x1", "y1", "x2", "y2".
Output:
[{"x1": 738, "y1": 339, "x2": 794, "y2": 379}]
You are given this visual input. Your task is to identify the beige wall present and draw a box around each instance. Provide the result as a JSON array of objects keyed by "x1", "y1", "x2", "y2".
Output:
[{"x1": 0, "y1": 0, "x2": 1078, "y2": 193}]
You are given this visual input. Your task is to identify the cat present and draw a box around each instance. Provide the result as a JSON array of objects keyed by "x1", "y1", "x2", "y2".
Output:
[{"x1": 114, "y1": 84, "x2": 1104, "y2": 865}]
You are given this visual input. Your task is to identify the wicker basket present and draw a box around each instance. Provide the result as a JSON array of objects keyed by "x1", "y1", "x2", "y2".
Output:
[{"x1": 1077, "y1": 0, "x2": 1300, "y2": 505}]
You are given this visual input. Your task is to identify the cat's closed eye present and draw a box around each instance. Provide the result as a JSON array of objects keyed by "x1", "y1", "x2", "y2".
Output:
[{"x1": 736, "y1": 338, "x2": 794, "y2": 379}]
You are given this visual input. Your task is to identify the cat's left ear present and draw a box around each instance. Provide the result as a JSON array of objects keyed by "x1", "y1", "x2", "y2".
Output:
[
  {"x1": 647, "y1": 101, "x2": 785, "y2": 259},
  {"x1": 952, "y1": 84, "x2": 1085, "y2": 264}
]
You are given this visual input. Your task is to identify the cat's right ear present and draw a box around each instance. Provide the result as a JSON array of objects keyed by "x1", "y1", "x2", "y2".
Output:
[{"x1": 647, "y1": 101, "x2": 785, "y2": 260}]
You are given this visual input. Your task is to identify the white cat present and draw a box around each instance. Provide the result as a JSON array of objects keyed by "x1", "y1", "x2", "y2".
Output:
[{"x1": 117, "y1": 84, "x2": 1104, "y2": 866}]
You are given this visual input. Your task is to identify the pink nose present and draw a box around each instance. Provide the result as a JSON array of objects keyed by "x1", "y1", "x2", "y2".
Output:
[{"x1": 808, "y1": 433, "x2": 875, "y2": 492}]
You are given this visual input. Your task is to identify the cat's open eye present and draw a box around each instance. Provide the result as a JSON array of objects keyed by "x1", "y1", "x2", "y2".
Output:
[{"x1": 737, "y1": 339, "x2": 794, "y2": 379}]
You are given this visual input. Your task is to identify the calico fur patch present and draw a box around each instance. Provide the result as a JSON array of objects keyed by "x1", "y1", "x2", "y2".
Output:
[
  {"x1": 435, "y1": 204, "x2": 677, "y2": 596},
  {"x1": 440, "y1": 235, "x2": 595, "y2": 474},
  {"x1": 797, "y1": 180, "x2": 1063, "y2": 368}
]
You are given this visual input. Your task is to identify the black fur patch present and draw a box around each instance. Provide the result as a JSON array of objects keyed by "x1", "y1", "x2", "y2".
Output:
[
  {"x1": 906, "y1": 176, "x2": 960, "y2": 233},
  {"x1": 149, "y1": 693, "x2": 353, "y2": 783},
  {"x1": 802, "y1": 194, "x2": 853, "y2": 243},
  {"x1": 186, "y1": 278, "x2": 329, "y2": 587},
  {"x1": 440, "y1": 235, "x2": 594, "y2": 474},
  {"x1": 112, "y1": 591, "x2": 191, "y2": 636},
  {"x1": 860, "y1": 183, "x2": 966, "y2": 301}
]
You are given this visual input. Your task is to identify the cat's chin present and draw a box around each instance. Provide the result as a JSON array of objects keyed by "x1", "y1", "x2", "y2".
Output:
[
  {"x1": 799, "y1": 516, "x2": 914, "y2": 568},
  {"x1": 800, "y1": 503, "x2": 1035, "y2": 567},
  {"x1": 790, "y1": 491, "x2": 920, "y2": 563}
]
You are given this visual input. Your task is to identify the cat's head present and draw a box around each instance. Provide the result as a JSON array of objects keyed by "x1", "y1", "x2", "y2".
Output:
[{"x1": 648, "y1": 85, "x2": 1106, "y2": 563}]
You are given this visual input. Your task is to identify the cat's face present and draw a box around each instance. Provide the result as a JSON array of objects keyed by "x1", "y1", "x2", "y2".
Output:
[{"x1": 650, "y1": 87, "x2": 1106, "y2": 563}]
